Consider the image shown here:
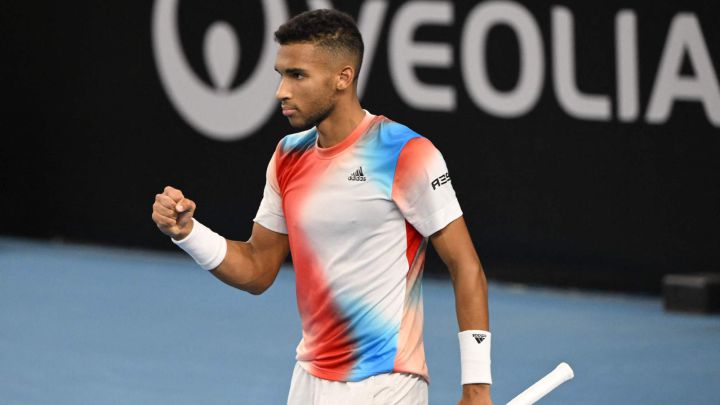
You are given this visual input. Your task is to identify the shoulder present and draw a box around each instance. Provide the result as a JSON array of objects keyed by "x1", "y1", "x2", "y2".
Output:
[
  {"x1": 367, "y1": 116, "x2": 440, "y2": 159},
  {"x1": 387, "y1": 119, "x2": 447, "y2": 188},
  {"x1": 375, "y1": 116, "x2": 423, "y2": 145},
  {"x1": 271, "y1": 128, "x2": 317, "y2": 184},
  {"x1": 373, "y1": 117, "x2": 439, "y2": 159},
  {"x1": 277, "y1": 127, "x2": 317, "y2": 156}
]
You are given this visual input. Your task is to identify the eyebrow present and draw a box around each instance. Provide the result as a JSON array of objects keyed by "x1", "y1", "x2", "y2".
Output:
[{"x1": 274, "y1": 67, "x2": 307, "y2": 76}]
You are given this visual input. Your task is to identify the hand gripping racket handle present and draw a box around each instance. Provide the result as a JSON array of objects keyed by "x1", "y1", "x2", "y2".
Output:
[{"x1": 506, "y1": 362, "x2": 574, "y2": 405}]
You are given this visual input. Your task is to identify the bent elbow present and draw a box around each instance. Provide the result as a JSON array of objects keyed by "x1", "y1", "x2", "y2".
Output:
[
  {"x1": 245, "y1": 284, "x2": 269, "y2": 296},
  {"x1": 242, "y1": 277, "x2": 275, "y2": 295}
]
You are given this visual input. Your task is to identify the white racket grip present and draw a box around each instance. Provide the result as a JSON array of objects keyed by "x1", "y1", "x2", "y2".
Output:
[{"x1": 506, "y1": 362, "x2": 574, "y2": 405}]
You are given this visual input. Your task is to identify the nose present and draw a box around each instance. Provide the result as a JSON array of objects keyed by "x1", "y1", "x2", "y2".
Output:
[{"x1": 275, "y1": 77, "x2": 290, "y2": 101}]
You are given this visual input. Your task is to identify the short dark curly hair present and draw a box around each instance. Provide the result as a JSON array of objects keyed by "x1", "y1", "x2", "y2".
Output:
[{"x1": 274, "y1": 9, "x2": 364, "y2": 84}]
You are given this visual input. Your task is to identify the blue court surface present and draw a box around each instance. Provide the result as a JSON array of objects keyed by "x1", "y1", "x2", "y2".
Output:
[{"x1": 1, "y1": 237, "x2": 719, "y2": 404}]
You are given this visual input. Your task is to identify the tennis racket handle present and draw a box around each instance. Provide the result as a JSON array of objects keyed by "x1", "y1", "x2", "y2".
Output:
[{"x1": 506, "y1": 362, "x2": 574, "y2": 405}]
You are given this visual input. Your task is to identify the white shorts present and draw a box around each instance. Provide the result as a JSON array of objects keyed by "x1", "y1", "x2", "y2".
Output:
[{"x1": 286, "y1": 363, "x2": 429, "y2": 405}]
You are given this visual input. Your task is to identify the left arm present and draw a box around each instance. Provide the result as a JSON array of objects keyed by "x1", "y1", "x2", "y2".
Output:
[{"x1": 431, "y1": 216, "x2": 492, "y2": 405}]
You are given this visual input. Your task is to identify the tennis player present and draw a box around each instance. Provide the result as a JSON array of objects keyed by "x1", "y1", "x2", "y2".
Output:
[{"x1": 152, "y1": 9, "x2": 491, "y2": 405}]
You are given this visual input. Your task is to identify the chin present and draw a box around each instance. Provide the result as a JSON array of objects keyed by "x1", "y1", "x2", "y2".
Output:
[{"x1": 287, "y1": 117, "x2": 313, "y2": 130}]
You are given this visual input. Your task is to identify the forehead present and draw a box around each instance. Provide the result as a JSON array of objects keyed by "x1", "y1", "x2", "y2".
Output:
[{"x1": 274, "y1": 42, "x2": 333, "y2": 71}]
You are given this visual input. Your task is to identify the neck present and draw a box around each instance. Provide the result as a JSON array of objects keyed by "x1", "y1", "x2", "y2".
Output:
[{"x1": 316, "y1": 97, "x2": 365, "y2": 148}]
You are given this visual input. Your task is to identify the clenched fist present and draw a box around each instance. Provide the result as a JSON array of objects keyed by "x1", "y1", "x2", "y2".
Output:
[{"x1": 151, "y1": 186, "x2": 197, "y2": 240}]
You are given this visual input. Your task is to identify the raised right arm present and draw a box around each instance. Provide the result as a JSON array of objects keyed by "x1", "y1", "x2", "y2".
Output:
[{"x1": 152, "y1": 185, "x2": 289, "y2": 295}]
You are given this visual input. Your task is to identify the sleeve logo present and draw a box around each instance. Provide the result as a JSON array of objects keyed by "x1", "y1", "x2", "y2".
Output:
[{"x1": 431, "y1": 172, "x2": 451, "y2": 190}]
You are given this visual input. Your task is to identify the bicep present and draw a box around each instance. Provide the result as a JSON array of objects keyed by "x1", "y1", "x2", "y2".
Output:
[
  {"x1": 431, "y1": 216, "x2": 488, "y2": 330},
  {"x1": 430, "y1": 216, "x2": 480, "y2": 279},
  {"x1": 247, "y1": 222, "x2": 290, "y2": 271}
]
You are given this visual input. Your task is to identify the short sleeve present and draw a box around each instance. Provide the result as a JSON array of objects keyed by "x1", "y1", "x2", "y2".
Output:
[
  {"x1": 253, "y1": 151, "x2": 288, "y2": 234},
  {"x1": 391, "y1": 137, "x2": 462, "y2": 237}
]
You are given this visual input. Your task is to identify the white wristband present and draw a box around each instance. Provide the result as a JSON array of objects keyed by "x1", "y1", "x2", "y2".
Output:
[
  {"x1": 172, "y1": 218, "x2": 227, "y2": 270},
  {"x1": 459, "y1": 330, "x2": 492, "y2": 385}
]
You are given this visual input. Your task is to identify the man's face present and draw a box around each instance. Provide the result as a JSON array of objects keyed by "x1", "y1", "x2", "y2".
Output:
[{"x1": 274, "y1": 42, "x2": 338, "y2": 129}]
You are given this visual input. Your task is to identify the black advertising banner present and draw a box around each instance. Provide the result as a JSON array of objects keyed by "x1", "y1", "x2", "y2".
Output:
[{"x1": 2, "y1": 0, "x2": 719, "y2": 291}]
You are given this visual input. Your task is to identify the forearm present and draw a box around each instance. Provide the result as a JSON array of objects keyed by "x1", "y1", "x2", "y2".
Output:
[
  {"x1": 451, "y1": 259, "x2": 490, "y2": 331},
  {"x1": 452, "y1": 260, "x2": 492, "y2": 403},
  {"x1": 426, "y1": 218, "x2": 493, "y2": 402},
  {"x1": 450, "y1": 259, "x2": 493, "y2": 404},
  {"x1": 210, "y1": 239, "x2": 281, "y2": 295}
]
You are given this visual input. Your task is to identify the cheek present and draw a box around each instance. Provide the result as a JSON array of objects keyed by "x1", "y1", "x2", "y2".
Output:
[
  {"x1": 293, "y1": 76, "x2": 335, "y2": 112},
  {"x1": 294, "y1": 83, "x2": 315, "y2": 106},
  {"x1": 304, "y1": 84, "x2": 332, "y2": 108},
  {"x1": 317, "y1": 79, "x2": 337, "y2": 104}
]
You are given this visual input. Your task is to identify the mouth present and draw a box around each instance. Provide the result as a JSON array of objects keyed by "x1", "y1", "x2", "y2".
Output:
[{"x1": 281, "y1": 105, "x2": 297, "y2": 117}]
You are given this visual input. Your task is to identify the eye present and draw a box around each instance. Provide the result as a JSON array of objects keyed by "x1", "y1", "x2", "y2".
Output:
[{"x1": 293, "y1": 72, "x2": 305, "y2": 79}]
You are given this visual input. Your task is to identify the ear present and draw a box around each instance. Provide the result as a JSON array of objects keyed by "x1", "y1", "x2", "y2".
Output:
[{"x1": 336, "y1": 65, "x2": 355, "y2": 91}]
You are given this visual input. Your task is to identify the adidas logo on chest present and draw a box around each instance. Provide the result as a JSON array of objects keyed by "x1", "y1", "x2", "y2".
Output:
[{"x1": 348, "y1": 166, "x2": 367, "y2": 182}]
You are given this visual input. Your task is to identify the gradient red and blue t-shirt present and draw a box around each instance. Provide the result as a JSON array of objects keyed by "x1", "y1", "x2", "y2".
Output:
[{"x1": 253, "y1": 112, "x2": 462, "y2": 382}]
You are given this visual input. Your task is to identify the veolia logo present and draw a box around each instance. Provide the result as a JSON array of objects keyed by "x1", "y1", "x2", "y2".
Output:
[
  {"x1": 152, "y1": 0, "x2": 288, "y2": 141},
  {"x1": 153, "y1": 0, "x2": 720, "y2": 137}
]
